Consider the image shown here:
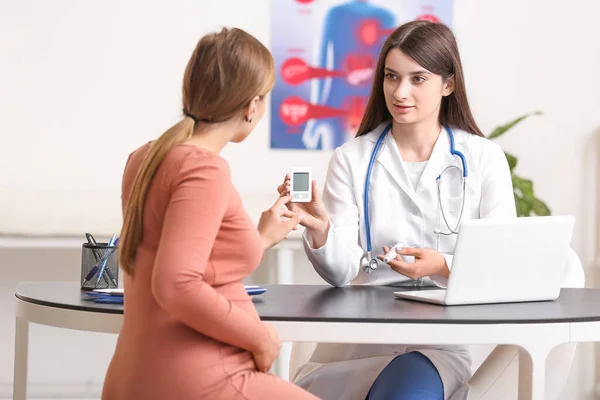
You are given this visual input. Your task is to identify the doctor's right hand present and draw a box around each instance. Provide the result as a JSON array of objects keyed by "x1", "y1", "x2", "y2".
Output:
[
  {"x1": 252, "y1": 323, "x2": 281, "y2": 373},
  {"x1": 277, "y1": 174, "x2": 330, "y2": 245}
]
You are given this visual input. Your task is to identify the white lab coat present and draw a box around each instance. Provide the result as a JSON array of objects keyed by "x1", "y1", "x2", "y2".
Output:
[{"x1": 294, "y1": 121, "x2": 516, "y2": 400}]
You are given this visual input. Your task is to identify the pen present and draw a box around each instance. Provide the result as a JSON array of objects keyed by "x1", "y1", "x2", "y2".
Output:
[
  {"x1": 85, "y1": 233, "x2": 101, "y2": 262},
  {"x1": 96, "y1": 236, "x2": 118, "y2": 287}
]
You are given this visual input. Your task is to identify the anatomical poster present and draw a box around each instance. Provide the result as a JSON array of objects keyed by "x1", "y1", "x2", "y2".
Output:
[{"x1": 270, "y1": 0, "x2": 453, "y2": 150}]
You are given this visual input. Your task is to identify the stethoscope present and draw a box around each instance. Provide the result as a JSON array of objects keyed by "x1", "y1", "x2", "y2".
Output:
[{"x1": 361, "y1": 123, "x2": 468, "y2": 273}]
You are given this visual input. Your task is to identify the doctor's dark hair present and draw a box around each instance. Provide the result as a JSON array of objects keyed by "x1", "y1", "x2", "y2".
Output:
[
  {"x1": 119, "y1": 27, "x2": 275, "y2": 276},
  {"x1": 356, "y1": 21, "x2": 483, "y2": 137}
]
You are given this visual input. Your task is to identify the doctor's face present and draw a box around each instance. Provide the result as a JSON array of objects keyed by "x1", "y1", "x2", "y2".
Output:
[{"x1": 382, "y1": 48, "x2": 453, "y2": 126}]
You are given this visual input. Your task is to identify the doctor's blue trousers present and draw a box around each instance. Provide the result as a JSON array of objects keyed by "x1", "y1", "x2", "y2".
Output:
[{"x1": 366, "y1": 351, "x2": 444, "y2": 400}]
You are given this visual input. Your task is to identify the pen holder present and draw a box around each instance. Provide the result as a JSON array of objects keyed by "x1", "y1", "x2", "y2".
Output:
[{"x1": 80, "y1": 242, "x2": 119, "y2": 290}]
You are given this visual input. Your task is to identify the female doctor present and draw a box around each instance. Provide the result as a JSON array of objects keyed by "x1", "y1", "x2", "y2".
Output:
[{"x1": 278, "y1": 21, "x2": 516, "y2": 400}]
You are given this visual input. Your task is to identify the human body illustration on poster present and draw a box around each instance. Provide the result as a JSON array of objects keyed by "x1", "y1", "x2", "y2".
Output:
[{"x1": 271, "y1": 0, "x2": 453, "y2": 150}]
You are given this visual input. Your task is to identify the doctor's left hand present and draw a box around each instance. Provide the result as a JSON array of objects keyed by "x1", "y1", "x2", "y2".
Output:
[{"x1": 378, "y1": 246, "x2": 450, "y2": 280}]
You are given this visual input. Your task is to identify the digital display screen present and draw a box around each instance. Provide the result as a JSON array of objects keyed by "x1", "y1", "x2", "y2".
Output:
[{"x1": 293, "y1": 173, "x2": 309, "y2": 191}]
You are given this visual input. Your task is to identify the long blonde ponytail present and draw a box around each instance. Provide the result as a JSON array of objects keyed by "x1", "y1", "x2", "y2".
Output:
[{"x1": 119, "y1": 117, "x2": 195, "y2": 275}]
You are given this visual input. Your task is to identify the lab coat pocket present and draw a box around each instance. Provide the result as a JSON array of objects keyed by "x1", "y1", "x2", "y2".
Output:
[
  {"x1": 436, "y1": 169, "x2": 477, "y2": 219},
  {"x1": 437, "y1": 197, "x2": 481, "y2": 254},
  {"x1": 436, "y1": 229, "x2": 458, "y2": 253},
  {"x1": 438, "y1": 194, "x2": 464, "y2": 229},
  {"x1": 439, "y1": 194, "x2": 465, "y2": 217},
  {"x1": 436, "y1": 164, "x2": 468, "y2": 211},
  {"x1": 436, "y1": 198, "x2": 462, "y2": 253}
]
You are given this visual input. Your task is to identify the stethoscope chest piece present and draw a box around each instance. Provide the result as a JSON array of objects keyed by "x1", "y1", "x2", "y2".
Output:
[{"x1": 361, "y1": 252, "x2": 378, "y2": 273}]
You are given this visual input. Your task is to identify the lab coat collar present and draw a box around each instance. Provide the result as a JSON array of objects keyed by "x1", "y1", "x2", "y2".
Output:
[
  {"x1": 363, "y1": 122, "x2": 465, "y2": 197},
  {"x1": 373, "y1": 131, "x2": 414, "y2": 199}
]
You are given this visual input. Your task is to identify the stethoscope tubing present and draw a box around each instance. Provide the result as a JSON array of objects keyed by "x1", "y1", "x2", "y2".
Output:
[{"x1": 362, "y1": 123, "x2": 468, "y2": 272}]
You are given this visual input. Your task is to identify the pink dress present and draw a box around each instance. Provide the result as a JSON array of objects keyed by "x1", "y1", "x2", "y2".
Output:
[{"x1": 101, "y1": 143, "x2": 318, "y2": 400}]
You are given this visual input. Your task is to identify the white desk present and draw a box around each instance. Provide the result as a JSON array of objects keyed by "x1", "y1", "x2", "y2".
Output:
[{"x1": 16, "y1": 282, "x2": 600, "y2": 400}]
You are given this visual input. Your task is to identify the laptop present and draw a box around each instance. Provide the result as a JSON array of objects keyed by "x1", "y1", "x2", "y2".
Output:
[{"x1": 393, "y1": 216, "x2": 575, "y2": 306}]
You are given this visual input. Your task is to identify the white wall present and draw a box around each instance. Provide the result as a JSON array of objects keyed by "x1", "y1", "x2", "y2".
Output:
[
  {"x1": 1, "y1": 0, "x2": 599, "y2": 399},
  {"x1": 0, "y1": 0, "x2": 334, "y2": 235},
  {"x1": 1, "y1": 0, "x2": 599, "y2": 250}
]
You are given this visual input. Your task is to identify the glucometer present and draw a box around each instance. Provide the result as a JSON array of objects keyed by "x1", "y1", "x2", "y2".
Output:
[{"x1": 290, "y1": 167, "x2": 312, "y2": 203}]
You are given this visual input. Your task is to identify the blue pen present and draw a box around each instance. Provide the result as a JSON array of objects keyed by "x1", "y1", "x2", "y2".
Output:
[
  {"x1": 93, "y1": 235, "x2": 117, "y2": 287},
  {"x1": 96, "y1": 235, "x2": 118, "y2": 287},
  {"x1": 84, "y1": 250, "x2": 113, "y2": 282},
  {"x1": 88, "y1": 233, "x2": 118, "y2": 287}
]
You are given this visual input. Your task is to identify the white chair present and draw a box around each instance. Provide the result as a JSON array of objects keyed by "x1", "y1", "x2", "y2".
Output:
[{"x1": 289, "y1": 248, "x2": 585, "y2": 400}]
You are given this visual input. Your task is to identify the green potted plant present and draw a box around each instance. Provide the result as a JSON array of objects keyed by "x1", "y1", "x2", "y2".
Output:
[{"x1": 487, "y1": 112, "x2": 551, "y2": 217}]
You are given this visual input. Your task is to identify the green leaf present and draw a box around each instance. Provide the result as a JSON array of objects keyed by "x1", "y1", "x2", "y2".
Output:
[
  {"x1": 515, "y1": 195, "x2": 532, "y2": 217},
  {"x1": 504, "y1": 151, "x2": 518, "y2": 171},
  {"x1": 532, "y1": 198, "x2": 551, "y2": 216},
  {"x1": 513, "y1": 175, "x2": 534, "y2": 199},
  {"x1": 512, "y1": 175, "x2": 533, "y2": 197},
  {"x1": 521, "y1": 180, "x2": 534, "y2": 200},
  {"x1": 488, "y1": 111, "x2": 543, "y2": 139}
]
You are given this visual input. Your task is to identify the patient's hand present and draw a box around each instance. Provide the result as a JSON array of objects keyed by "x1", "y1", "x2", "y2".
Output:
[
  {"x1": 257, "y1": 195, "x2": 301, "y2": 251},
  {"x1": 378, "y1": 246, "x2": 449, "y2": 279},
  {"x1": 252, "y1": 323, "x2": 281, "y2": 373}
]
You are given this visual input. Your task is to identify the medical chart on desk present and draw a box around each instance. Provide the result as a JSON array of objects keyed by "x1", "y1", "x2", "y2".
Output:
[{"x1": 270, "y1": 0, "x2": 453, "y2": 151}]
